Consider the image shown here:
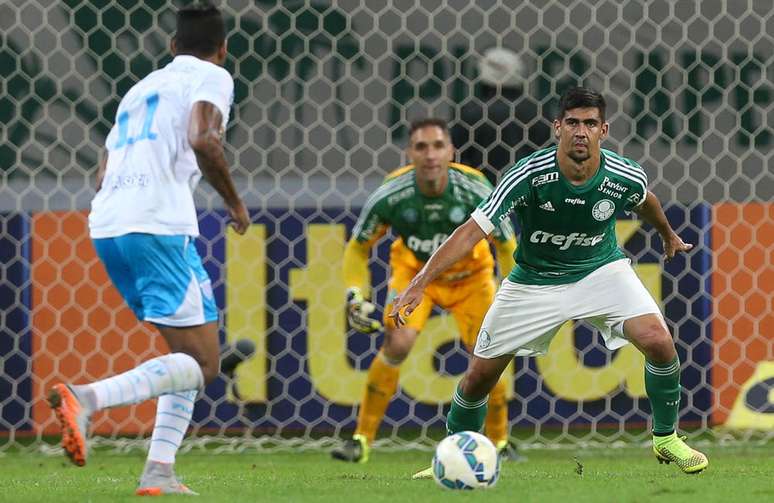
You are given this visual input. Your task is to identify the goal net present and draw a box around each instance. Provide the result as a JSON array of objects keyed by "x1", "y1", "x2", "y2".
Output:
[{"x1": 1, "y1": 0, "x2": 772, "y2": 454}]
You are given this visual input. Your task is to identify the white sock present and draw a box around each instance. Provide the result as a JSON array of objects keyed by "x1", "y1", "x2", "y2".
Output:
[
  {"x1": 147, "y1": 390, "x2": 197, "y2": 464},
  {"x1": 79, "y1": 353, "x2": 204, "y2": 410}
]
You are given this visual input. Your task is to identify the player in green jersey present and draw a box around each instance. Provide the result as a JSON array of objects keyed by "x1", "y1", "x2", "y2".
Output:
[
  {"x1": 331, "y1": 118, "x2": 522, "y2": 463},
  {"x1": 395, "y1": 88, "x2": 708, "y2": 476}
]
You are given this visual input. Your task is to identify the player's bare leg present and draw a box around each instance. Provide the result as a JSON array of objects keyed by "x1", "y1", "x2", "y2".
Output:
[
  {"x1": 624, "y1": 313, "x2": 708, "y2": 474},
  {"x1": 332, "y1": 327, "x2": 419, "y2": 463},
  {"x1": 413, "y1": 353, "x2": 513, "y2": 479}
]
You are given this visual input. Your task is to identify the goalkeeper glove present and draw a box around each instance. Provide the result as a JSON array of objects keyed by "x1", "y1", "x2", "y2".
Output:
[{"x1": 346, "y1": 287, "x2": 382, "y2": 333}]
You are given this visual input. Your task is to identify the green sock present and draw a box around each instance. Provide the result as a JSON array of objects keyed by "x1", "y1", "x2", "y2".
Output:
[
  {"x1": 446, "y1": 384, "x2": 488, "y2": 434},
  {"x1": 645, "y1": 357, "x2": 681, "y2": 435}
]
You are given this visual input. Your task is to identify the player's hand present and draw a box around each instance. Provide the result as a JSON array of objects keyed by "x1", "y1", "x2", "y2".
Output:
[
  {"x1": 228, "y1": 201, "x2": 250, "y2": 235},
  {"x1": 346, "y1": 288, "x2": 382, "y2": 333},
  {"x1": 388, "y1": 280, "x2": 425, "y2": 328},
  {"x1": 663, "y1": 232, "x2": 693, "y2": 261}
]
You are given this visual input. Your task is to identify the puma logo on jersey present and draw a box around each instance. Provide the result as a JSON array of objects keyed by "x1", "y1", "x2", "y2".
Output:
[
  {"x1": 406, "y1": 233, "x2": 448, "y2": 254},
  {"x1": 529, "y1": 230, "x2": 606, "y2": 250},
  {"x1": 539, "y1": 201, "x2": 555, "y2": 212}
]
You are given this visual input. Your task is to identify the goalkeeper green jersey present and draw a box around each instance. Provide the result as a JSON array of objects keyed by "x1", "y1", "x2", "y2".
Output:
[
  {"x1": 352, "y1": 163, "x2": 514, "y2": 263},
  {"x1": 471, "y1": 146, "x2": 648, "y2": 285}
]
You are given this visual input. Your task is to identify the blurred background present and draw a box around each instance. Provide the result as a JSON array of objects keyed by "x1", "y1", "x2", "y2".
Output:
[{"x1": 1, "y1": 0, "x2": 772, "y2": 453}]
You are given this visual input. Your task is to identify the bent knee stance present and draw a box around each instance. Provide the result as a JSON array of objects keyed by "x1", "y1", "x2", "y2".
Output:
[
  {"x1": 635, "y1": 327, "x2": 675, "y2": 364},
  {"x1": 176, "y1": 350, "x2": 218, "y2": 385},
  {"x1": 382, "y1": 328, "x2": 418, "y2": 364},
  {"x1": 195, "y1": 355, "x2": 220, "y2": 385}
]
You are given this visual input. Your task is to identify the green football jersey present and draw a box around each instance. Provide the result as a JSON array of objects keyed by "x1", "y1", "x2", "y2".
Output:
[
  {"x1": 471, "y1": 146, "x2": 648, "y2": 285},
  {"x1": 352, "y1": 163, "x2": 514, "y2": 262}
]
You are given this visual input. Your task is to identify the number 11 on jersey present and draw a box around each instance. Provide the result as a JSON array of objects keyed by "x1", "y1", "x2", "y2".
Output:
[{"x1": 114, "y1": 92, "x2": 160, "y2": 149}]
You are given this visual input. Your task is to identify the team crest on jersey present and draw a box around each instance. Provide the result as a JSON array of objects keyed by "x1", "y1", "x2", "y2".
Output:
[
  {"x1": 402, "y1": 208, "x2": 418, "y2": 223},
  {"x1": 591, "y1": 199, "x2": 616, "y2": 221},
  {"x1": 477, "y1": 329, "x2": 491, "y2": 350},
  {"x1": 449, "y1": 206, "x2": 466, "y2": 223}
]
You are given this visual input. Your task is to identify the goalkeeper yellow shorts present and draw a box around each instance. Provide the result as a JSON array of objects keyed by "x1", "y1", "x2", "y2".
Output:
[{"x1": 383, "y1": 263, "x2": 496, "y2": 348}]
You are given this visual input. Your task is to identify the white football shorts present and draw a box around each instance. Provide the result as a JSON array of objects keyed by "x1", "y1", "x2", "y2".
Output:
[{"x1": 473, "y1": 258, "x2": 662, "y2": 358}]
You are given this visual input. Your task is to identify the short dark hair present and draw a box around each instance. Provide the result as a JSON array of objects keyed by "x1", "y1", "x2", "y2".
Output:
[
  {"x1": 174, "y1": 2, "x2": 226, "y2": 57},
  {"x1": 408, "y1": 118, "x2": 450, "y2": 139},
  {"x1": 558, "y1": 87, "x2": 606, "y2": 122}
]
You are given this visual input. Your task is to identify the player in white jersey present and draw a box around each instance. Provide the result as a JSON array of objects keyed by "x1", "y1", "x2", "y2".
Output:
[
  {"x1": 397, "y1": 88, "x2": 709, "y2": 477},
  {"x1": 47, "y1": 3, "x2": 250, "y2": 496}
]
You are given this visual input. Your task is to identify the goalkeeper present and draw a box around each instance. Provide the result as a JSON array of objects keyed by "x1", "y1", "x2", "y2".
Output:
[{"x1": 331, "y1": 118, "x2": 520, "y2": 463}]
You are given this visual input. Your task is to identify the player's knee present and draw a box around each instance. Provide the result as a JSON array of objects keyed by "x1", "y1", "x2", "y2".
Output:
[
  {"x1": 381, "y1": 344, "x2": 409, "y2": 364},
  {"x1": 635, "y1": 326, "x2": 675, "y2": 363},
  {"x1": 383, "y1": 329, "x2": 415, "y2": 363},
  {"x1": 199, "y1": 359, "x2": 220, "y2": 385},
  {"x1": 186, "y1": 352, "x2": 220, "y2": 385}
]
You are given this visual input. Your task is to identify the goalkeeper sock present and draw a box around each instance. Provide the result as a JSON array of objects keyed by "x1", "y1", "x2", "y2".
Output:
[
  {"x1": 75, "y1": 353, "x2": 204, "y2": 411},
  {"x1": 645, "y1": 357, "x2": 681, "y2": 435},
  {"x1": 447, "y1": 384, "x2": 488, "y2": 434},
  {"x1": 354, "y1": 351, "x2": 400, "y2": 443},
  {"x1": 147, "y1": 390, "x2": 197, "y2": 464},
  {"x1": 484, "y1": 379, "x2": 508, "y2": 445}
]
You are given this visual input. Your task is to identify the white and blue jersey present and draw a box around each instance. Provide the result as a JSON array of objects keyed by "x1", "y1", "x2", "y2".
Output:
[
  {"x1": 90, "y1": 55, "x2": 233, "y2": 238},
  {"x1": 89, "y1": 55, "x2": 233, "y2": 326}
]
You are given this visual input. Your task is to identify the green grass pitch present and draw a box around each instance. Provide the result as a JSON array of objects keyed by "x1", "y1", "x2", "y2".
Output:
[{"x1": 2, "y1": 445, "x2": 772, "y2": 502}]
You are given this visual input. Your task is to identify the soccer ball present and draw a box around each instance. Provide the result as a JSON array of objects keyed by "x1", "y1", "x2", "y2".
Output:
[
  {"x1": 432, "y1": 431, "x2": 500, "y2": 490},
  {"x1": 478, "y1": 47, "x2": 524, "y2": 89}
]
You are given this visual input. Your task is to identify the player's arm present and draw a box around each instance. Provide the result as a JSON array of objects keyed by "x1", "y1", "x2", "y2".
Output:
[
  {"x1": 342, "y1": 237, "x2": 382, "y2": 333},
  {"x1": 460, "y1": 167, "x2": 517, "y2": 278},
  {"x1": 343, "y1": 238, "x2": 372, "y2": 294},
  {"x1": 389, "y1": 218, "x2": 486, "y2": 326},
  {"x1": 188, "y1": 101, "x2": 249, "y2": 234},
  {"x1": 633, "y1": 190, "x2": 693, "y2": 260},
  {"x1": 95, "y1": 151, "x2": 108, "y2": 191}
]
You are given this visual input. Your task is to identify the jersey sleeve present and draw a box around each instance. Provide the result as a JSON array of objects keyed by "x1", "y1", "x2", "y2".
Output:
[
  {"x1": 190, "y1": 67, "x2": 234, "y2": 127},
  {"x1": 470, "y1": 164, "x2": 532, "y2": 236},
  {"x1": 460, "y1": 171, "x2": 516, "y2": 242},
  {"x1": 351, "y1": 188, "x2": 389, "y2": 243},
  {"x1": 605, "y1": 155, "x2": 649, "y2": 212}
]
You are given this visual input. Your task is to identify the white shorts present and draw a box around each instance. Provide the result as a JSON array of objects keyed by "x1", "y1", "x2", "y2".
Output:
[{"x1": 473, "y1": 259, "x2": 662, "y2": 358}]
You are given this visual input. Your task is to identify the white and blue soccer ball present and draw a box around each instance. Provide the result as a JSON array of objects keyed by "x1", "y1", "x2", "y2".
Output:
[{"x1": 432, "y1": 431, "x2": 500, "y2": 490}]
